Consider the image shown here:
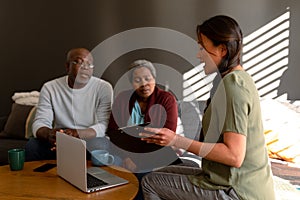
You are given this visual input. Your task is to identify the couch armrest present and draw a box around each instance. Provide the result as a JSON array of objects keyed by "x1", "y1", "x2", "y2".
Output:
[{"x1": 0, "y1": 116, "x2": 8, "y2": 132}]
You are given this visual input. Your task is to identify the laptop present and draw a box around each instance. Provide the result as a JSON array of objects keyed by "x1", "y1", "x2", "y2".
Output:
[{"x1": 56, "y1": 132, "x2": 128, "y2": 193}]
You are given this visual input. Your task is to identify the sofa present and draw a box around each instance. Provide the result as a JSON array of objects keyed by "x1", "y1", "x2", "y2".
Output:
[
  {"x1": 0, "y1": 99, "x2": 206, "y2": 166},
  {"x1": 1, "y1": 97, "x2": 299, "y2": 198},
  {"x1": 2, "y1": 96, "x2": 300, "y2": 166},
  {"x1": 0, "y1": 91, "x2": 39, "y2": 165},
  {"x1": 0, "y1": 103, "x2": 36, "y2": 165}
]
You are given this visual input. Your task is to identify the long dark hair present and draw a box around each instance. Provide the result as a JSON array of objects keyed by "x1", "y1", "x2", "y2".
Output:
[{"x1": 197, "y1": 15, "x2": 243, "y2": 74}]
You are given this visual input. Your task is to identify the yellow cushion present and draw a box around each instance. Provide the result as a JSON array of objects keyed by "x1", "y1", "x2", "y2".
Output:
[{"x1": 264, "y1": 130, "x2": 300, "y2": 163}]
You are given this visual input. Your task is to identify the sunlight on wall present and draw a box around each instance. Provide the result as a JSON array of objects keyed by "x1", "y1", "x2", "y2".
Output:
[
  {"x1": 183, "y1": 63, "x2": 214, "y2": 101},
  {"x1": 183, "y1": 10, "x2": 290, "y2": 101},
  {"x1": 243, "y1": 10, "x2": 290, "y2": 100}
]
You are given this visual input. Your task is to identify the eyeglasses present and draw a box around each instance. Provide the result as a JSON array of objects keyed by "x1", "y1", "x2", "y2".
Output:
[{"x1": 70, "y1": 60, "x2": 94, "y2": 69}]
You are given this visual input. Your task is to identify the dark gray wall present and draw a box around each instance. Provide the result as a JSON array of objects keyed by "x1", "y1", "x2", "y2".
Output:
[{"x1": 0, "y1": 0, "x2": 298, "y2": 116}]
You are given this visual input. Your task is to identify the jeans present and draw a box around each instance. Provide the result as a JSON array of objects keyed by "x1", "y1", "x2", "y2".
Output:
[
  {"x1": 25, "y1": 136, "x2": 111, "y2": 161},
  {"x1": 141, "y1": 165, "x2": 240, "y2": 200},
  {"x1": 25, "y1": 138, "x2": 56, "y2": 161}
]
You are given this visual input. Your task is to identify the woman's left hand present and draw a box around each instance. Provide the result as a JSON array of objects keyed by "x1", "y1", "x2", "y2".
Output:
[{"x1": 140, "y1": 127, "x2": 177, "y2": 146}]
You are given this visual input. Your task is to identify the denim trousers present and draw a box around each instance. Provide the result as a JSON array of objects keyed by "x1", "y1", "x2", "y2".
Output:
[{"x1": 25, "y1": 136, "x2": 111, "y2": 161}]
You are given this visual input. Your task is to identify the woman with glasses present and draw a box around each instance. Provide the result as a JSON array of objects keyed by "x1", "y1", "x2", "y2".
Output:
[{"x1": 140, "y1": 15, "x2": 275, "y2": 200}]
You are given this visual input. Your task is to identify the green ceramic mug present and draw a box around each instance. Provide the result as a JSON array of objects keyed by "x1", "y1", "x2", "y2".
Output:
[{"x1": 8, "y1": 148, "x2": 25, "y2": 171}]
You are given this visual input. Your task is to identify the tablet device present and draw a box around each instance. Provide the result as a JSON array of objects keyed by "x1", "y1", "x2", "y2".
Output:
[{"x1": 118, "y1": 122, "x2": 152, "y2": 138}]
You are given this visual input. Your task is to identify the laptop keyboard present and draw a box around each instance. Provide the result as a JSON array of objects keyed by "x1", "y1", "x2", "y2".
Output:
[{"x1": 87, "y1": 173, "x2": 108, "y2": 188}]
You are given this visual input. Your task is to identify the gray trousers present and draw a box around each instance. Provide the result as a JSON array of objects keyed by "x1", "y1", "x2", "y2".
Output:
[{"x1": 141, "y1": 165, "x2": 240, "y2": 200}]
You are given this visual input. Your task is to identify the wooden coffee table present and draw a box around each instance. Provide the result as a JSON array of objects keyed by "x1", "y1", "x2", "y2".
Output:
[{"x1": 0, "y1": 160, "x2": 139, "y2": 200}]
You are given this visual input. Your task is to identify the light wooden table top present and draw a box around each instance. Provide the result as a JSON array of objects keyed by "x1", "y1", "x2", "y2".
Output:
[{"x1": 0, "y1": 160, "x2": 139, "y2": 200}]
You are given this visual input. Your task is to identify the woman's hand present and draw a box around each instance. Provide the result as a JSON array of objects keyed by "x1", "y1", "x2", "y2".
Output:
[{"x1": 140, "y1": 127, "x2": 177, "y2": 146}]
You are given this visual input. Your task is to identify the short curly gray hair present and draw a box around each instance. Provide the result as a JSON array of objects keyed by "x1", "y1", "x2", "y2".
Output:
[{"x1": 128, "y1": 59, "x2": 156, "y2": 82}]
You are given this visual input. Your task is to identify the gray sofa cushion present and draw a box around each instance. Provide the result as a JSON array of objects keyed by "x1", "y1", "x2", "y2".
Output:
[
  {"x1": 0, "y1": 138, "x2": 27, "y2": 165},
  {"x1": 0, "y1": 103, "x2": 33, "y2": 140},
  {"x1": 177, "y1": 100, "x2": 206, "y2": 140},
  {"x1": 177, "y1": 100, "x2": 206, "y2": 166}
]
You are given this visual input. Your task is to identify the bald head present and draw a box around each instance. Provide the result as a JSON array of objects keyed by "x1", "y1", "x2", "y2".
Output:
[{"x1": 66, "y1": 48, "x2": 93, "y2": 63}]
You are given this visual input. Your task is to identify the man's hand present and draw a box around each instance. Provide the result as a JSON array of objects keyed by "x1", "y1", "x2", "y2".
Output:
[
  {"x1": 63, "y1": 128, "x2": 80, "y2": 138},
  {"x1": 50, "y1": 129, "x2": 79, "y2": 151},
  {"x1": 49, "y1": 128, "x2": 64, "y2": 151},
  {"x1": 36, "y1": 127, "x2": 63, "y2": 151}
]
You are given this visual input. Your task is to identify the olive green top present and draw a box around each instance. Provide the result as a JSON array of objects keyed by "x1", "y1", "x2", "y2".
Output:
[{"x1": 188, "y1": 70, "x2": 275, "y2": 200}]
